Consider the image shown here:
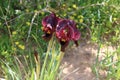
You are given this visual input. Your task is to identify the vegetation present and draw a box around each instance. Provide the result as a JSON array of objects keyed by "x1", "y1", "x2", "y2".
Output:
[{"x1": 0, "y1": 0, "x2": 120, "y2": 80}]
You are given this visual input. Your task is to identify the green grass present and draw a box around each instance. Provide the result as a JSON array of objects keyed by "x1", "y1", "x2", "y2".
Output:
[
  {"x1": 1, "y1": 35, "x2": 64, "y2": 80},
  {"x1": 0, "y1": 0, "x2": 120, "y2": 80}
]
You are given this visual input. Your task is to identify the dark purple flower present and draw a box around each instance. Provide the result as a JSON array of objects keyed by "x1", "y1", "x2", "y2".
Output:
[
  {"x1": 56, "y1": 19, "x2": 80, "y2": 51},
  {"x1": 42, "y1": 13, "x2": 60, "y2": 40}
]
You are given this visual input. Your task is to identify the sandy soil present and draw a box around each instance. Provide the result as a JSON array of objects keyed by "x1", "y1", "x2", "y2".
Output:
[{"x1": 60, "y1": 41, "x2": 116, "y2": 80}]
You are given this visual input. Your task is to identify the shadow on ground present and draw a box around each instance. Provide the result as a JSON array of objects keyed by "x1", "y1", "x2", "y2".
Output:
[{"x1": 60, "y1": 41, "x2": 116, "y2": 80}]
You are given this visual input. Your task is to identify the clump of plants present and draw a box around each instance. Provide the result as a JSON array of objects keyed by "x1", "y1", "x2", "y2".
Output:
[
  {"x1": 0, "y1": 0, "x2": 120, "y2": 80},
  {"x1": 1, "y1": 12, "x2": 80, "y2": 80},
  {"x1": 41, "y1": 13, "x2": 80, "y2": 51}
]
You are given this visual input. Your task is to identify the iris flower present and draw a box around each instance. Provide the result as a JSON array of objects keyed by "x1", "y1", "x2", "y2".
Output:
[
  {"x1": 42, "y1": 13, "x2": 59, "y2": 40},
  {"x1": 56, "y1": 19, "x2": 80, "y2": 51}
]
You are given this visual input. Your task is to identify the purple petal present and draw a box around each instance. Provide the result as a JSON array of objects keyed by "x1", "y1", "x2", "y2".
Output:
[
  {"x1": 68, "y1": 20, "x2": 80, "y2": 41},
  {"x1": 42, "y1": 13, "x2": 59, "y2": 30}
]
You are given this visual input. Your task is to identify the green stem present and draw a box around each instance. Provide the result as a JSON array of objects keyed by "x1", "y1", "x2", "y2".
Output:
[{"x1": 40, "y1": 36, "x2": 53, "y2": 80}]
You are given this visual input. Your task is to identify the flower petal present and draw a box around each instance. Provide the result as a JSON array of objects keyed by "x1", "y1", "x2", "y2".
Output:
[
  {"x1": 56, "y1": 19, "x2": 74, "y2": 41},
  {"x1": 42, "y1": 13, "x2": 59, "y2": 31},
  {"x1": 42, "y1": 33, "x2": 52, "y2": 41},
  {"x1": 68, "y1": 20, "x2": 80, "y2": 41},
  {"x1": 60, "y1": 40, "x2": 69, "y2": 52}
]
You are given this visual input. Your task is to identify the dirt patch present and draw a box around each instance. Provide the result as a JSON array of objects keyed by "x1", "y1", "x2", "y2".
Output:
[{"x1": 60, "y1": 42, "x2": 116, "y2": 80}]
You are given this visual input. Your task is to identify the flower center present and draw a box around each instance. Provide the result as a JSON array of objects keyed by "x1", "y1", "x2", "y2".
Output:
[
  {"x1": 63, "y1": 29, "x2": 68, "y2": 34},
  {"x1": 47, "y1": 30, "x2": 51, "y2": 34},
  {"x1": 61, "y1": 38, "x2": 66, "y2": 42}
]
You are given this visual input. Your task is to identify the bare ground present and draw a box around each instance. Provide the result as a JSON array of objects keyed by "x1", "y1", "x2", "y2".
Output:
[{"x1": 60, "y1": 41, "x2": 116, "y2": 80}]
